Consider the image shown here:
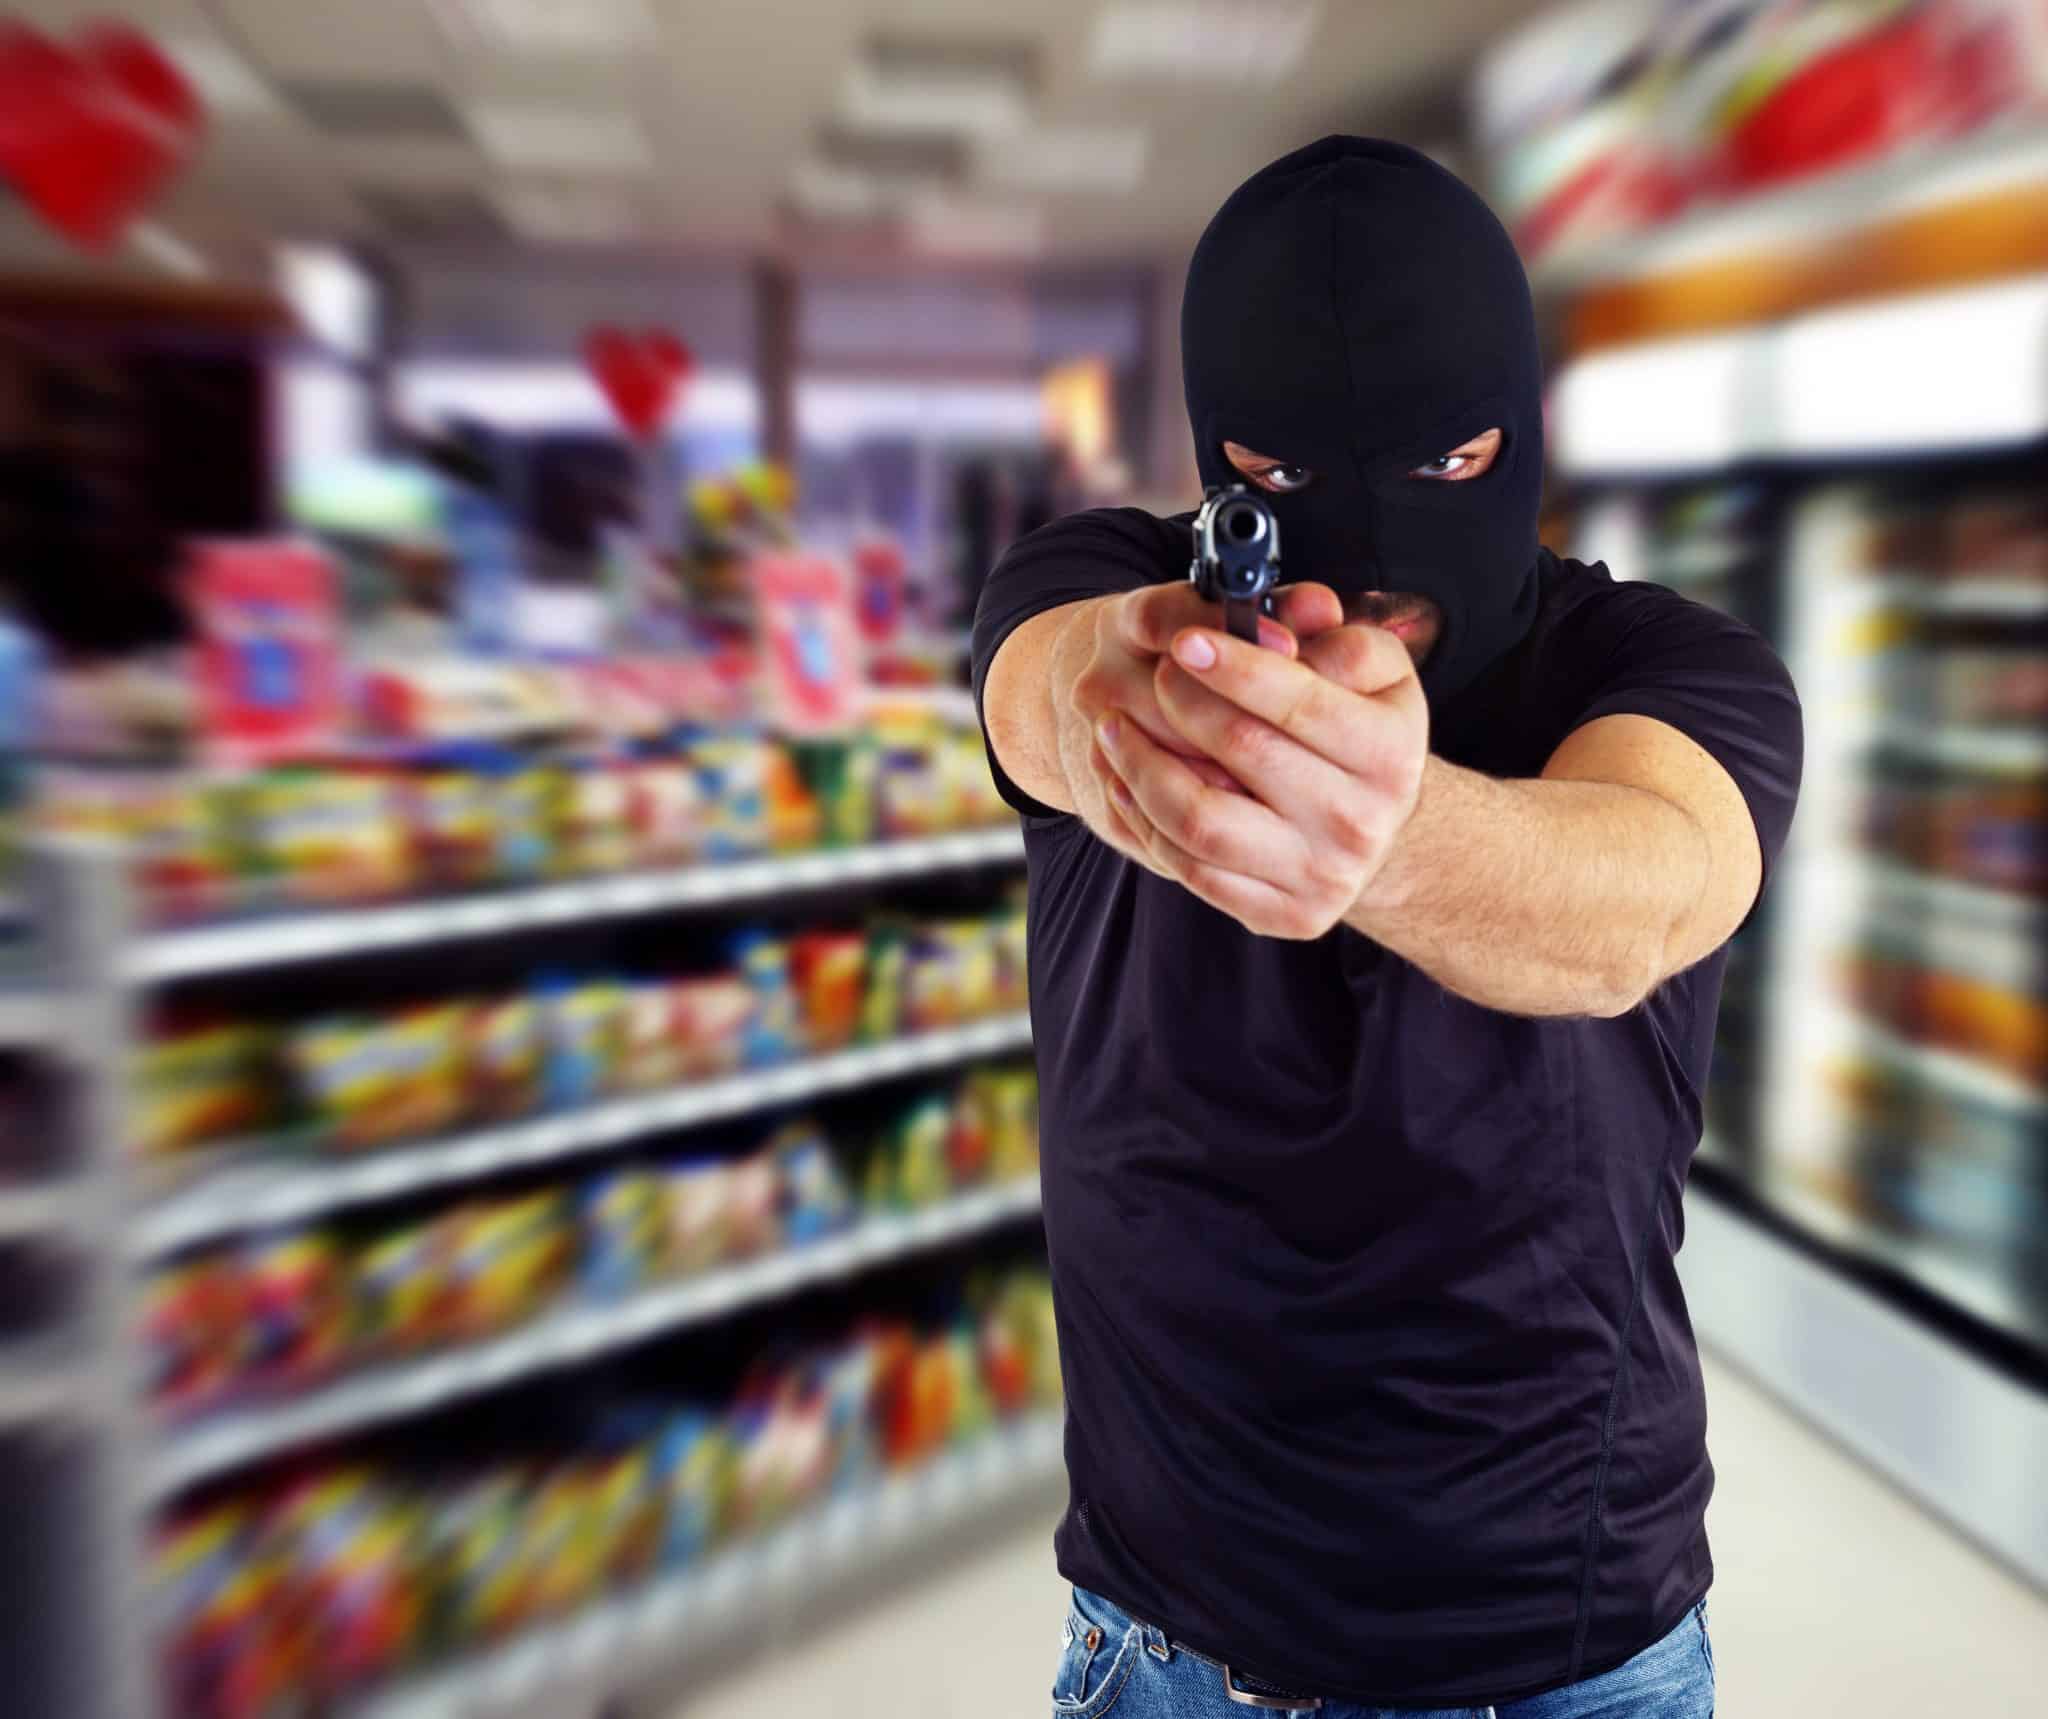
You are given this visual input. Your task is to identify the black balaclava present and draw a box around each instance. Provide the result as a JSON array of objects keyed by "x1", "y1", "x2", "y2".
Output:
[{"x1": 1181, "y1": 136, "x2": 1544, "y2": 705}]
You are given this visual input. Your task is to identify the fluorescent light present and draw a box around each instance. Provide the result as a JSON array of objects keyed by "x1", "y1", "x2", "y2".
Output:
[
  {"x1": 906, "y1": 196, "x2": 1045, "y2": 259},
  {"x1": 428, "y1": 0, "x2": 655, "y2": 55},
  {"x1": 162, "y1": 36, "x2": 283, "y2": 116},
  {"x1": 396, "y1": 361, "x2": 759, "y2": 433},
  {"x1": 467, "y1": 105, "x2": 652, "y2": 171},
  {"x1": 493, "y1": 184, "x2": 645, "y2": 244},
  {"x1": 1551, "y1": 331, "x2": 1766, "y2": 477},
  {"x1": 277, "y1": 245, "x2": 376, "y2": 359},
  {"x1": 130, "y1": 220, "x2": 210, "y2": 280},
  {"x1": 978, "y1": 125, "x2": 1149, "y2": 193},
  {"x1": 1088, "y1": 2, "x2": 1319, "y2": 82},
  {"x1": 836, "y1": 57, "x2": 1031, "y2": 137},
  {"x1": 790, "y1": 161, "x2": 891, "y2": 220}
]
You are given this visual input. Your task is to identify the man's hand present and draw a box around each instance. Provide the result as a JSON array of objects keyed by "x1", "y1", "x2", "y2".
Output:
[
  {"x1": 1089, "y1": 583, "x2": 1429, "y2": 938},
  {"x1": 1051, "y1": 583, "x2": 1301, "y2": 872}
]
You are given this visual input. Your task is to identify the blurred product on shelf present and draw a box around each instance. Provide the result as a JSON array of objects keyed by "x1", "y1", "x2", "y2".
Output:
[
  {"x1": 152, "y1": 1265, "x2": 1060, "y2": 1716},
  {"x1": 41, "y1": 713, "x2": 1011, "y2": 928},
  {"x1": 139, "y1": 1068, "x2": 1038, "y2": 1418},
  {"x1": 133, "y1": 896, "x2": 1028, "y2": 1160},
  {"x1": 1476, "y1": 0, "x2": 2048, "y2": 265}
]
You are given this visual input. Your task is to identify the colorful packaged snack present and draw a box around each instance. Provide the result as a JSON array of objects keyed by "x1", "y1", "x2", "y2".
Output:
[
  {"x1": 124, "y1": 773, "x2": 246, "y2": 924},
  {"x1": 788, "y1": 736, "x2": 879, "y2": 848},
  {"x1": 866, "y1": 1093, "x2": 955, "y2": 1211},
  {"x1": 770, "y1": 1120, "x2": 854, "y2": 1245},
  {"x1": 538, "y1": 977, "x2": 628, "y2": 1110},
  {"x1": 789, "y1": 929, "x2": 869, "y2": 1052},
  {"x1": 975, "y1": 1068, "x2": 1041, "y2": 1183},
  {"x1": 551, "y1": 761, "x2": 637, "y2": 877},
  {"x1": 585, "y1": 1442, "x2": 666, "y2": 1584},
  {"x1": 490, "y1": 762, "x2": 557, "y2": 882},
  {"x1": 580, "y1": 1169, "x2": 669, "y2": 1300},
  {"x1": 429, "y1": 1466, "x2": 540, "y2": 1645},
  {"x1": 269, "y1": 1469, "x2": 430, "y2": 1693},
  {"x1": 520, "y1": 1464, "x2": 607, "y2": 1619},
  {"x1": 142, "y1": 1253, "x2": 249, "y2": 1414},
  {"x1": 856, "y1": 923, "x2": 909, "y2": 1043},
  {"x1": 442, "y1": 1191, "x2": 574, "y2": 1342},
  {"x1": 463, "y1": 997, "x2": 546, "y2": 1121},
  {"x1": 662, "y1": 1158, "x2": 737, "y2": 1275},
  {"x1": 289, "y1": 1004, "x2": 472, "y2": 1150},
  {"x1": 762, "y1": 741, "x2": 823, "y2": 852},
  {"x1": 154, "y1": 1503, "x2": 303, "y2": 1719},
  {"x1": 242, "y1": 769, "x2": 413, "y2": 907},
  {"x1": 723, "y1": 1150, "x2": 783, "y2": 1260},
  {"x1": 667, "y1": 974, "x2": 758, "y2": 1080},
  {"x1": 240, "y1": 1229, "x2": 351, "y2": 1391},
  {"x1": 687, "y1": 731, "x2": 770, "y2": 859},
  {"x1": 617, "y1": 981, "x2": 681, "y2": 1092},
  {"x1": 627, "y1": 758, "x2": 702, "y2": 868},
  {"x1": 405, "y1": 768, "x2": 502, "y2": 891},
  {"x1": 134, "y1": 1021, "x2": 279, "y2": 1156},
  {"x1": 732, "y1": 931, "x2": 800, "y2": 1067},
  {"x1": 355, "y1": 1221, "x2": 457, "y2": 1356},
  {"x1": 648, "y1": 1411, "x2": 737, "y2": 1566}
]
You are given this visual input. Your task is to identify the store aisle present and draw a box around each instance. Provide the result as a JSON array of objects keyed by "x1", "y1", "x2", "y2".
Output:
[{"x1": 670, "y1": 1349, "x2": 2048, "y2": 1719}]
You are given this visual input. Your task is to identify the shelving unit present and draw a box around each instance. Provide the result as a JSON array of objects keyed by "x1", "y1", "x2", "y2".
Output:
[{"x1": 2, "y1": 822, "x2": 1043, "y2": 1719}]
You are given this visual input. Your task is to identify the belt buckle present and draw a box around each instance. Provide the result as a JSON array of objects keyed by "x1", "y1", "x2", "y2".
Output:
[{"x1": 1223, "y1": 1664, "x2": 1323, "y2": 1711}]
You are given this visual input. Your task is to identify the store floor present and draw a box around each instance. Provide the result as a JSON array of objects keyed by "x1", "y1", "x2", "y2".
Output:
[{"x1": 662, "y1": 1349, "x2": 2047, "y2": 1719}]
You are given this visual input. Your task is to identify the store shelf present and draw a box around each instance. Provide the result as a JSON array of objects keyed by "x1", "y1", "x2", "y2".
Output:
[
  {"x1": 1865, "y1": 863, "x2": 2047, "y2": 940},
  {"x1": 130, "y1": 828, "x2": 1026, "y2": 982},
  {"x1": 1680, "y1": 1187, "x2": 2048, "y2": 1589},
  {"x1": 0, "y1": 1180, "x2": 76, "y2": 1243},
  {"x1": 0, "y1": 1338, "x2": 84, "y2": 1428},
  {"x1": 0, "y1": 987, "x2": 67, "y2": 1052},
  {"x1": 347, "y1": 1412, "x2": 1067, "y2": 1719},
  {"x1": 1849, "y1": 1015, "x2": 2046, "y2": 1119},
  {"x1": 134, "y1": 1014, "x2": 1036, "y2": 1259},
  {"x1": 148, "y1": 1178, "x2": 1044, "y2": 1500},
  {"x1": 1870, "y1": 721, "x2": 2048, "y2": 775}
]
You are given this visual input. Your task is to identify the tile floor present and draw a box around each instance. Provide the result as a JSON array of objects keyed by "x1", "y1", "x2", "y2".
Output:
[{"x1": 664, "y1": 1349, "x2": 2048, "y2": 1718}]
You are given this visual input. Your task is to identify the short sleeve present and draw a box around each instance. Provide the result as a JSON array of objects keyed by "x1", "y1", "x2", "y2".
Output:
[
  {"x1": 969, "y1": 507, "x2": 1183, "y2": 820},
  {"x1": 1567, "y1": 584, "x2": 1804, "y2": 921}
]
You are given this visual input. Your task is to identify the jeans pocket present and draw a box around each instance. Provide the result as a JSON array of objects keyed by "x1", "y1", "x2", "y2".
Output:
[
  {"x1": 1051, "y1": 1596, "x2": 1139, "y2": 1718},
  {"x1": 1694, "y1": 1600, "x2": 1715, "y2": 1684}
]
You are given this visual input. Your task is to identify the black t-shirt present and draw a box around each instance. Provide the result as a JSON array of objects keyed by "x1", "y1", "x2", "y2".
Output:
[{"x1": 970, "y1": 507, "x2": 1802, "y2": 1706}]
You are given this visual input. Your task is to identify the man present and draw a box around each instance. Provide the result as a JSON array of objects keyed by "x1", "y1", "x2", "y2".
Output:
[{"x1": 972, "y1": 138, "x2": 1802, "y2": 1718}]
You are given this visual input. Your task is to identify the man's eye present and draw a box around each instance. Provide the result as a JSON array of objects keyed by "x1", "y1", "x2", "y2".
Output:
[
  {"x1": 1411, "y1": 453, "x2": 1470, "y2": 479},
  {"x1": 1255, "y1": 464, "x2": 1313, "y2": 493}
]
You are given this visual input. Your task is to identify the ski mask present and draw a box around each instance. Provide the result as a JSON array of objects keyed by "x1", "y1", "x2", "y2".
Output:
[{"x1": 1181, "y1": 137, "x2": 1544, "y2": 705}]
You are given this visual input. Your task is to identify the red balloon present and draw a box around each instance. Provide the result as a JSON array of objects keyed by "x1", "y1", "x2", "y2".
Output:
[
  {"x1": 584, "y1": 325, "x2": 695, "y2": 439},
  {"x1": 0, "y1": 21, "x2": 204, "y2": 251}
]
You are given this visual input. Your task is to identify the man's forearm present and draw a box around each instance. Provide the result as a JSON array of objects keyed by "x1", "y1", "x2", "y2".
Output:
[
  {"x1": 982, "y1": 600, "x2": 1099, "y2": 814},
  {"x1": 1345, "y1": 756, "x2": 1710, "y2": 1018}
]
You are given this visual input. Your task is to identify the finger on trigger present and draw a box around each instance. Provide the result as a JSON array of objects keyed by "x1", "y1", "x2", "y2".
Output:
[{"x1": 1301, "y1": 622, "x2": 1416, "y2": 697}]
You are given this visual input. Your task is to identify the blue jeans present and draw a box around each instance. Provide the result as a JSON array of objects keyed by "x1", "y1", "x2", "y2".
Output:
[{"x1": 1051, "y1": 1587, "x2": 1714, "y2": 1719}]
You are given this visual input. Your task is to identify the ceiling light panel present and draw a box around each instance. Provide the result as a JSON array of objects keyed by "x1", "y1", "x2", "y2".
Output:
[
  {"x1": 907, "y1": 195, "x2": 1046, "y2": 260},
  {"x1": 1088, "y1": 2, "x2": 1320, "y2": 83},
  {"x1": 814, "y1": 126, "x2": 967, "y2": 185},
  {"x1": 467, "y1": 105, "x2": 654, "y2": 172},
  {"x1": 836, "y1": 34, "x2": 1038, "y2": 137},
  {"x1": 428, "y1": 0, "x2": 656, "y2": 55},
  {"x1": 493, "y1": 184, "x2": 647, "y2": 245},
  {"x1": 978, "y1": 126, "x2": 1149, "y2": 194}
]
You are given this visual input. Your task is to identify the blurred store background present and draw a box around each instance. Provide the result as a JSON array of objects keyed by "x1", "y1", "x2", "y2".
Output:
[{"x1": 0, "y1": 2, "x2": 2043, "y2": 1716}]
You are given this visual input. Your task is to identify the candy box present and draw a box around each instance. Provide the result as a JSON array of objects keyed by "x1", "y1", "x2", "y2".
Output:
[
  {"x1": 687, "y1": 732, "x2": 770, "y2": 859},
  {"x1": 154, "y1": 1502, "x2": 303, "y2": 1719},
  {"x1": 134, "y1": 1021, "x2": 279, "y2": 1156},
  {"x1": 355, "y1": 1220, "x2": 458, "y2": 1356},
  {"x1": 143, "y1": 1253, "x2": 249, "y2": 1415},
  {"x1": 618, "y1": 981, "x2": 682, "y2": 1093},
  {"x1": 289, "y1": 1004, "x2": 472, "y2": 1150},
  {"x1": 662, "y1": 1158, "x2": 737, "y2": 1275},
  {"x1": 667, "y1": 974, "x2": 757, "y2": 1080},
  {"x1": 769, "y1": 1120, "x2": 853, "y2": 1245},
  {"x1": 404, "y1": 768, "x2": 501, "y2": 891},
  {"x1": 789, "y1": 930, "x2": 868, "y2": 1053},
  {"x1": 580, "y1": 1169, "x2": 668, "y2": 1300},
  {"x1": 627, "y1": 758, "x2": 702, "y2": 867},
  {"x1": 647, "y1": 1411, "x2": 737, "y2": 1566},
  {"x1": 732, "y1": 931, "x2": 800, "y2": 1067},
  {"x1": 269, "y1": 1467, "x2": 430, "y2": 1693},
  {"x1": 442, "y1": 1191, "x2": 574, "y2": 1342},
  {"x1": 538, "y1": 978, "x2": 628, "y2": 1110},
  {"x1": 464, "y1": 997, "x2": 546, "y2": 1121},
  {"x1": 242, "y1": 769, "x2": 413, "y2": 908},
  {"x1": 240, "y1": 1229, "x2": 351, "y2": 1392},
  {"x1": 549, "y1": 760, "x2": 636, "y2": 877},
  {"x1": 428, "y1": 1465, "x2": 540, "y2": 1646}
]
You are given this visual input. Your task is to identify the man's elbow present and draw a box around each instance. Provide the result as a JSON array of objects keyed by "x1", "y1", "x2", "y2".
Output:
[{"x1": 1584, "y1": 937, "x2": 1673, "y2": 1018}]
